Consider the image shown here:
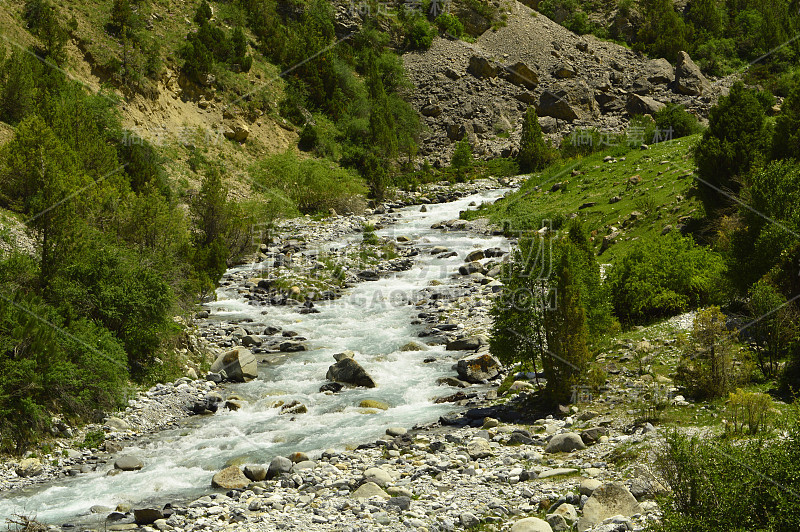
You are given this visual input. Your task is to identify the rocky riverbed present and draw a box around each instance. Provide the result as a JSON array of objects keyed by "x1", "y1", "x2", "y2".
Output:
[{"x1": 0, "y1": 177, "x2": 686, "y2": 531}]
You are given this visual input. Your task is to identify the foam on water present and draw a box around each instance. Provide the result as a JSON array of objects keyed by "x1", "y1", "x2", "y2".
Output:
[{"x1": 0, "y1": 188, "x2": 510, "y2": 525}]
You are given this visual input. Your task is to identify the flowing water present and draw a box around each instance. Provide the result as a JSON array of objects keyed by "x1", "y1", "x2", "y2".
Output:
[{"x1": 0, "y1": 188, "x2": 510, "y2": 525}]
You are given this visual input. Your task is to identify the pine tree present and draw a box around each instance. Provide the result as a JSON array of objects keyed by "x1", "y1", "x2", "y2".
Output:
[
  {"x1": 517, "y1": 106, "x2": 550, "y2": 173},
  {"x1": 543, "y1": 242, "x2": 590, "y2": 405},
  {"x1": 0, "y1": 50, "x2": 36, "y2": 124}
]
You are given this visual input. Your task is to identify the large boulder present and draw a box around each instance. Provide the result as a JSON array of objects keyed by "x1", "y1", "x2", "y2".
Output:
[
  {"x1": 674, "y1": 51, "x2": 710, "y2": 96},
  {"x1": 363, "y1": 467, "x2": 393, "y2": 487},
  {"x1": 243, "y1": 465, "x2": 267, "y2": 482},
  {"x1": 466, "y1": 437, "x2": 494, "y2": 459},
  {"x1": 577, "y1": 482, "x2": 643, "y2": 532},
  {"x1": 503, "y1": 62, "x2": 539, "y2": 89},
  {"x1": 267, "y1": 456, "x2": 293, "y2": 479},
  {"x1": 511, "y1": 517, "x2": 553, "y2": 532},
  {"x1": 455, "y1": 352, "x2": 500, "y2": 382},
  {"x1": 467, "y1": 55, "x2": 498, "y2": 78},
  {"x1": 351, "y1": 481, "x2": 390, "y2": 499},
  {"x1": 625, "y1": 93, "x2": 665, "y2": 116},
  {"x1": 645, "y1": 58, "x2": 673, "y2": 84},
  {"x1": 545, "y1": 432, "x2": 586, "y2": 453},
  {"x1": 211, "y1": 466, "x2": 249, "y2": 490},
  {"x1": 210, "y1": 348, "x2": 257, "y2": 382},
  {"x1": 15, "y1": 458, "x2": 43, "y2": 477},
  {"x1": 447, "y1": 336, "x2": 488, "y2": 352},
  {"x1": 133, "y1": 508, "x2": 163, "y2": 525},
  {"x1": 538, "y1": 81, "x2": 599, "y2": 121},
  {"x1": 326, "y1": 357, "x2": 376, "y2": 388},
  {"x1": 114, "y1": 455, "x2": 144, "y2": 471}
]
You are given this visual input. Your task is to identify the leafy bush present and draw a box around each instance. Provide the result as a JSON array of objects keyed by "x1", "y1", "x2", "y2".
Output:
[
  {"x1": 656, "y1": 419, "x2": 800, "y2": 532},
  {"x1": 607, "y1": 233, "x2": 727, "y2": 324},
  {"x1": 451, "y1": 139, "x2": 473, "y2": 170},
  {"x1": 653, "y1": 104, "x2": 703, "y2": 140},
  {"x1": 401, "y1": 12, "x2": 435, "y2": 50},
  {"x1": 694, "y1": 82, "x2": 770, "y2": 213},
  {"x1": 435, "y1": 13, "x2": 464, "y2": 39},
  {"x1": 675, "y1": 306, "x2": 742, "y2": 399},
  {"x1": 250, "y1": 151, "x2": 367, "y2": 215},
  {"x1": 724, "y1": 388, "x2": 774, "y2": 434}
]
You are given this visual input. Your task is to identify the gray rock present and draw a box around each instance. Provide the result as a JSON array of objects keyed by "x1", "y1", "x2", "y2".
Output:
[
  {"x1": 467, "y1": 438, "x2": 494, "y2": 459},
  {"x1": 211, "y1": 466, "x2": 249, "y2": 490},
  {"x1": 645, "y1": 58, "x2": 673, "y2": 84},
  {"x1": 133, "y1": 508, "x2": 163, "y2": 525},
  {"x1": 458, "y1": 261, "x2": 486, "y2": 275},
  {"x1": 267, "y1": 456, "x2": 293, "y2": 479},
  {"x1": 363, "y1": 467, "x2": 393, "y2": 487},
  {"x1": 511, "y1": 517, "x2": 553, "y2": 532},
  {"x1": 15, "y1": 458, "x2": 43, "y2": 477},
  {"x1": 447, "y1": 336, "x2": 488, "y2": 352},
  {"x1": 351, "y1": 481, "x2": 390, "y2": 499},
  {"x1": 467, "y1": 55, "x2": 498, "y2": 78},
  {"x1": 386, "y1": 495, "x2": 412, "y2": 511},
  {"x1": 538, "y1": 81, "x2": 599, "y2": 121},
  {"x1": 577, "y1": 482, "x2": 642, "y2": 532},
  {"x1": 625, "y1": 93, "x2": 665, "y2": 116},
  {"x1": 553, "y1": 63, "x2": 577, "y2": 78},
  {"x1": 674, "y1": 51, "x2": 710, "y2": 96},
  {"x1": 114, "y1": 455, "x2": 144, "y2": 471},
  {"x1": 454, "y1": 354, "x2": 502, "y2": 383},
  {"x1": 243, "y1": 465, "x2": 267, "y2": 482},
  {"x1": 580, "y1": 477, "x2": 602, "y2": 496},
  {"x1": 326, "y1": 357, "x2": 376, "y2": 388},
  {"x1": 105, "y1": 416, "x2": 131, "y2": 431},
  {"x1": 461, "y1": 512, "x2": 480, "y2": 528},
  {"x1": 545, "y1": 433, "x2": 586, "y2": 453},
  {"x1": 209, "y1": 348, "x2": 258, "y2": 382},
  {"x1": 504, "y1": 61, "x2": 539, "y2": 89}
]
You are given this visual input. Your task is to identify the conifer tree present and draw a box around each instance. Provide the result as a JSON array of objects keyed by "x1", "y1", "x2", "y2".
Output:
[{"x1": 517, "y1": 106, "x2": 550, "y2": 173}]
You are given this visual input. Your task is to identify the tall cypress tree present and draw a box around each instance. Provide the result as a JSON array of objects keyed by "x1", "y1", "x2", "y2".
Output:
[{"x1": 517, "y1": 106, "x2": 549, "y2": 173}]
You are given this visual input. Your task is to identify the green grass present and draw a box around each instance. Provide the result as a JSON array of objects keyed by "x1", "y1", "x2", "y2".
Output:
[{"x1": 464, "y1": 136, "x2": 704, "y2": 263}]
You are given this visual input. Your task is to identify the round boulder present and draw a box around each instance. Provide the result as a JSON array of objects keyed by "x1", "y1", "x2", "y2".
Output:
[
  {"x1": 211, "y1": 465, "x2": 250, "y2": 490},
  {"x1": 545, "y1": 432, "x2": 586, "y2": 453}
]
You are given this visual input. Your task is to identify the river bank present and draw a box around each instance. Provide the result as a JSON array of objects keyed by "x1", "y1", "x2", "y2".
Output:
[{"x1": 1, "y1": 177, "x2": 673, "y2": 532}]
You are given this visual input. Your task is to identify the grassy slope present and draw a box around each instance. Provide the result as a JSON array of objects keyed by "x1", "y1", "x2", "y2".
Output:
[
  {"x1": 0, "y1": 0, "x2": 297, "y2": 201},
  {"x1": 466, "y1": 135, "x2": 704, "y2": 263}
]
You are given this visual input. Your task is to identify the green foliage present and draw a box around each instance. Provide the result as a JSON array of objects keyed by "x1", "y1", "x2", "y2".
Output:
[
  {"x1": 517, "y1": 107, "x2": 552, "y2": 172},
  {"x1": 694, "y1": 82, "x2": 770, "y2": 213},
  {"x1": 0, "y1": 50, "x2": 36, "y2": 125},
  {"x1": 435, "y1": 13, "x2": 464, "y2": 38},
  {"x1": 656, "y1": 420, "x2": 800, "y2": 531},
  {"x1": 724, "y1": 388, "x2": 774, "y2": 434},
  {"x1": 636, "y1": 0, "x2": 689, "y2": 62},
  {"x1": 772, "y1": 81, "x2": 800, "y2": 161},
  {"x1": 607, "y1": 233, "x2": 727, "y2": 324},
  {"x1": 729, "y1": 160, "x2": 800, "y2": 293},
  {"x1": 491, "y1": 222, "x2": 611, "y2": 406},
  {"x1": 80, "y1": 429, "x2": 106, "y2": 450},
  {"x1": 23, "y1": 0, "x2": 69, "y2": 64},
  {"x1": 538, "y1": 0, "x2": 606, "y2": 36},
  {"x1": 451, "y1": 139, "x2": 473, "y2": 170},
  {"x1": 180, "y1": 3, "x2": 252, "y2": 84},
  {"x1": 0, "y1": 289, "x2": 128, "y2": 453},
  {"x1": 675, "y1": 306, "x2": 740, "y2": 399},
  {"x1": 401, "y1": 11, "x2": 436, "y2": 50},
  {"x1": 746, "y1": 281, "x2": 798, "y2": 379},
  {"x1": 652, "y1": 104, "x2": 703, "y2": 140},
  {"x1": 543, "y1": 238, "x2": 591, "y2": 405},
  {"x1": 250, "y1": 151, "x2": 367, "y2": 215}
]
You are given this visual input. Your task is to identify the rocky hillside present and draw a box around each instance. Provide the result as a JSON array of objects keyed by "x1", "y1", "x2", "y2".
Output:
[{"x1": 401, "y1": 1, "x2": 731, "y2": 166}]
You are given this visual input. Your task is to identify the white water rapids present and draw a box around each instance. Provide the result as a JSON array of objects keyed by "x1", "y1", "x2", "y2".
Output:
[{"x1": 0, "y1": 188, "x2": 510, "y2": 525}]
